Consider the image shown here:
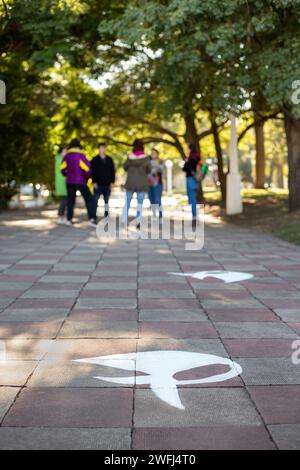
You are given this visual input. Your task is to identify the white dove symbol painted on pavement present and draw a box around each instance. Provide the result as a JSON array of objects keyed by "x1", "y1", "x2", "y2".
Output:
[
  {"x1": 75, "y1": 351, "x2": 243, "y2": 410},
  {"x1": 169, "y1": 271, "x2": 254, "y2": 284}
]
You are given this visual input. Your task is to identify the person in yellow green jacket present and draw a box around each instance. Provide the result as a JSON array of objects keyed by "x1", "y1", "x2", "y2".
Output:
[{"x1": 55, "y1": 146, "x2": 68, "y2": 225}]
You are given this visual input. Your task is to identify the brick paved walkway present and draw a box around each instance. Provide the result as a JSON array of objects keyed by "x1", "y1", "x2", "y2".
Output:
[{"x1": 0, "y1": 204, "x2": 300, "y2": 450}]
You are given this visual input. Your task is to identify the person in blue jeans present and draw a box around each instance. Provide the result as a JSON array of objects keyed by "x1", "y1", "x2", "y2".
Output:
[
  {"x1": 148, "y1": 148, "x2": 164, "y2": 221},
  {"x1": 122, "y1": 140, "x2": 152, "y2": 224},
  {"x1": 183, "y1": 144, "x2": 202, "y2": 225}
]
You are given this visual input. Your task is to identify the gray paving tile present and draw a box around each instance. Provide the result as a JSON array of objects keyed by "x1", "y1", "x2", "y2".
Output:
[
  {"x1": 84, "y1": 282, "x2": 137, "y2": 290},
  {"x1": 0, "y1": 299, "x2": 14, "y2": 309},
  {"x1": 0, "y1": 283, "x2": 33, "y2": 290},
  {"x1": 58, "y1": 321, "x2": 138, "y2": 338},
  {"x1": 4, "y1": 270, "x2": 48, "y2": 276},
  {"x1": 139, "y1": 309, "x2": 207, "y2": 322},
  {"x1": 216, "y1": 322, "x2": 298, "y2": 339},
  {"x1": 76, "y1": 298, "x2": 137, "y2": 309},
  {"x1": 3, "y1": 388, "x2": 133, "y2": 428},
  {"x1": 0, "y1": 361, "x2": 37, "y2": 386},
  {"x1": 39, "y1": 275, "x2": 89, "y2": 283},
  {"x1": 134, "y1": 388, "x2": 262, "y2": 427},
  {"x1": 275, "y1": 310, "x2": 300, "y2": 322},
  {"x1": 1, "y1": 340, "x2": 53, "y2": 360},
  {"x1": 0, "y1": 387, "x2": 20, "y2": 420},
  {"x1": 239, "y1": 358, "x2": 300, "y2": 385},
  {"x1": 21, "y1": 290, "x2": 79, "y2": 299},
  {"x1": 0, "y1": 427, "x2": 131, "y2": 450},
  {"x1": 28, "y1": 360, "x2": 136, "y2": 388},
  {"x1": 137, "y1": 338, "x2": 228, "y2": 356},
  {"x1": 268, "y1": 425, "x2": 300, "y2": 450},
  {"x1": 138, "y1": 290, "x2": 195, "y2": 299},
  {"x1": 202, "y1": 299, "x2": 263, "y2": 309},
  {"x1": 0, "y1": 308, "x2": 70, "y2": 322}
]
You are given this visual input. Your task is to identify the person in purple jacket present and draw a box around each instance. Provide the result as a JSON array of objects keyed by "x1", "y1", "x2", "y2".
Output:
[{"x1": 61, "y1": 139, "x2": 97, "y2": 227}]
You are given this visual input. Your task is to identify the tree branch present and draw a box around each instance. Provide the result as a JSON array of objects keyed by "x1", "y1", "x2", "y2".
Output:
[
  {"x1": 1, "y1": 0, "x2": 8, "y2": 19},
  {"x1": 238, "y1": 111, "x2": 280, "y2": 142}
]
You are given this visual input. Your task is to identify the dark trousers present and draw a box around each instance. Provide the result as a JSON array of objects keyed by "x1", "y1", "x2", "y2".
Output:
[
  {"x1": 67, "y1": 184, "x2": 96, "y2": 221},
  {"x1": 58, "y1": 196, "x2": 68, "y2": 217},
  {"x1": 95, "y1": 185, "x2": 111, "y2": 216}
]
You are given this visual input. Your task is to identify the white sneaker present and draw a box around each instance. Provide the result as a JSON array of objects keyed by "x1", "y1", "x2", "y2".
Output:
[
  {"x1": 56, "y1": 218, "x2": 65, "y2": 225},
  {"x1": 89, "y1": 219, "x2": 98, "y2": 227},
  {"x1": 64, "y1": 220, "x2": 74, "y2": 227}
]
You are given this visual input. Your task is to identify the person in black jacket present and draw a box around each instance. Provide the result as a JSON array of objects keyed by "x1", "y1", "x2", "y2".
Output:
[{"x1": 91, "y1": 143, "x2": 116, "y2": 218}]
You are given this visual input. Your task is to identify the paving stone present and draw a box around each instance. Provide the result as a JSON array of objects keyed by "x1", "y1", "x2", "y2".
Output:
[
  {"x1": 238, "y1": 358, "x2": 300, "y2": 385},
  {"x1": 139, "y1": 299, "x2": 199, "y2": 309},
  {"x1": 21, "y1": 290, "x2": 78, "y2": 299},
  {"x1": 69, "y1": 309, "x2": 137, "y2": 322},
  {"x1": 12, "y1": 299, "x2": 74, "y2": 309},
  {"x1": 28, "y1": 359, "x2": 136, "y2": 388},
  {"x1": 39, "y1": 275, "x2": 89, "y2": 283},
  {"x1": 0, "y1": 282, "x2": 33, "y2": 290},
  {"x1": 52, "y1": 264, "x2": 95, "y2": 272},
  {"x1": 0, "y1": 427, "x2": 131, "y2": 450},
  {"x1": 0, "y1": 387, "x2": 20, "y2": 421},
  {"x1": 207, "y1": 308, "x2": 278, "y2": 322},
  {"x1": 139, "y1": 322, "x2": 218, "y2": 339},
  {"x1": 84, "y1": 282, "x2": 137, "y2": 290},
  {"x1": 138, "y1": 276, "x2": 188, "y2": 284},
  {"x1": 268, "y1": 425, "x2": 300, "y2": 450},
  {"x1": 215, "y1": 322, "x2": 297, "y2": 339},
  {"x1": 137, "y1": 338, "x2": 228, "y2": 356},
  {"x1": 80, "y1": 290, "x2": 136, "y2": 299},
  {"x1": 92, "y1": 271, "x2": 137, "y2": 279},
  {"x1": 275, "y1": 309, "x2": 300, "y2": 322},
  {"x1": 0, "y1": 308, "x2": 70, "y2": 322},
  {"x1": 132, "y1": 426, "x2": 275, "y2": 450},
  {"x1": 0, "y1": 322, "x2": 62, "y2": 339},
  {"x1": 3, "y1": 388, "x2": 133, "y2": 428},
  {"x1": 288, "y1": 323, "x2": 300, "y2": 335},
  {"x1": 138, "y1": 289, "x2": 195, "y2": 299},
  {"x1": 41, "y1": 339, "x2": 136, "y2": 361},
  {"x1": 76, "y1": 298, "x2": 137, "y2": 309},
  {"x1": 1, "y1": 340, "x2": 53, "y2": 360},
  {"x1": 59, "y1": 321, "x2": 138, "y2": 339},
  {"x1": 0, "y1": 299, "x2": 14, "y2": 309},
  {"x1": 202, "y1": 299, "x2": 263, "y2": 309},
  {"x1": 197, "y1": 291, "x2": 255, "y2": 300},
  {"x1": 0, "y1": 361, "x2": 37, "y2": 386},
  {"x1": 139, "y1": 309, "x2": 207, "y2": 322},
  {"x1": 263, "y1": 299, "x2": 300, "y2": 309},
  {"x1": 134, "y1": 388, "x2": 262, "y2": 427},
  {"x1": 248, "y1": 386, "x2": 300, "y2": 424},
  {"x1": 223, "y1": 339, "x2": 296, "y2": 358},
  {"x1": 255, "y1": 292, "x2": 300, "y2": 300}
]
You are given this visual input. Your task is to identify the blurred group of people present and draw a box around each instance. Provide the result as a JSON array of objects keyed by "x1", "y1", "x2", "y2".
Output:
[
  {"x1": 54, "y1": 138, "x2": 165, "y2": 227},
  {"x1": 55, "y1": 138, "x2": 207, "y2": 228}
]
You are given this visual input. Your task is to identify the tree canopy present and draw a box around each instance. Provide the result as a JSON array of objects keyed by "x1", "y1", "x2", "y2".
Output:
[{"x1": 1, "y1": 0, "x2": 300, "y2": 209}]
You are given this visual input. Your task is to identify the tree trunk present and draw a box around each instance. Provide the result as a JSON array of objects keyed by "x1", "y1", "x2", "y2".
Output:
[
  {"x1": 255, "y1": 119, "x2": 266, "y2": 189},
  {"x1": 211, "y1": 117, "x2": 226, "y2": 205},
  {"x1": 284, "y1": 112, "x2": 300, "y2": 211},
  {"x1": 184, "y1": 113, "x2": 204, "y2": 203},
  {"x1": 268, "y1": 161, "x2": 275, "y2": 187},
  {"x1": 184, "y1": 113, "x2": 200, "y2": 154},
  {"x1": 276, "y1": 164, "x2": 284, "y2": 188}
]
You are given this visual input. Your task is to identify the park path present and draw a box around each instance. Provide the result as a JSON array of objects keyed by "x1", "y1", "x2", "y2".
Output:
[{"x1": 0, "y1": 198, "x2": 300, "y2": 450}]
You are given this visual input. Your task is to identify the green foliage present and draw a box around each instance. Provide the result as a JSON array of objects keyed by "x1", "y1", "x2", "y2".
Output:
[{"x1": 1, "y1": 0, "x2": 300, "y2": 208}]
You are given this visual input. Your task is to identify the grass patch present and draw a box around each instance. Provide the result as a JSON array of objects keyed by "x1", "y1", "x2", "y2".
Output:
[{"x1": 276, "y1": 223, "x2": 300, "y2": 245}]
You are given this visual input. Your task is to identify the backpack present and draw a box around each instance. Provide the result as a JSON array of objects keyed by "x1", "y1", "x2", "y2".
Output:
[{"x1": 193, "y1": 162, "x2": 204, "y2": 182}]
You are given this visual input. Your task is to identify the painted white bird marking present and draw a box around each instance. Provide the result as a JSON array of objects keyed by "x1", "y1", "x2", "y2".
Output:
[
  {"x1": 169, "y1": 271, "x2": 254, "y2": 284},
  {"x1": 75, "y1": 351, "x2": 242, "y2": 410}
]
